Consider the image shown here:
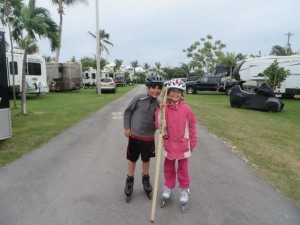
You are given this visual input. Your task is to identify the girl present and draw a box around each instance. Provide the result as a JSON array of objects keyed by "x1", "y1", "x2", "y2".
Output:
[{"x1": 156, "y1": 79, "x2": 197, "y2": 205}]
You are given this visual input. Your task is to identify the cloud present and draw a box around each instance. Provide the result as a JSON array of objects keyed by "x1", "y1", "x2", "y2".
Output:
[{"x1": 5, "y1": 0, "x2": 300, "y2": 67}]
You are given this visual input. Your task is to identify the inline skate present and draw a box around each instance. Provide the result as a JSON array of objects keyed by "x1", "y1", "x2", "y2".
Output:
[
  {"x1": 124, "y1": 176, "x2": 134, "y2": 203},
  {"x1": 160, "y1": 186, "x2": 172, "y2": 208},
  {"x1": 180, "y1": 188, "x2": 191, "y2": 213},
  {"x1": 142, "y1": 174, "x2": 152, "y2": 199}
]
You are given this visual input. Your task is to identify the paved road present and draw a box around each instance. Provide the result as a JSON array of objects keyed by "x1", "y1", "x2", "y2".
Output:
[{"x1": 0, "y1": 85, "x2": 299, "y2": 225}]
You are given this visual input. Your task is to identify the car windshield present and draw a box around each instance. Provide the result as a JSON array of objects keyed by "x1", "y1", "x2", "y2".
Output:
[{"x1": 101, "y1": 78, "x2": 112, "y2": 83}]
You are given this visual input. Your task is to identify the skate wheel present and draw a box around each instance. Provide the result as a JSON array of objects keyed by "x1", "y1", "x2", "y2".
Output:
[
  {"x1": 147, "y1": 193, "x2": 152, "y2": 200},
  {"x1": 160, "y1": 200, "x2": 167, "y2": 208},
  {"x1": 182, "y1": 204, "x2": 189, "y2": 213},
  {"x1": 126, "y1": 196, "x2": 130, "y2": 203}
]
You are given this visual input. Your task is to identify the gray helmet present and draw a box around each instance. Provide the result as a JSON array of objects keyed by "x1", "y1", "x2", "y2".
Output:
[{"x1": 145, "y1": 74, "x2": 164, "y2": 86}]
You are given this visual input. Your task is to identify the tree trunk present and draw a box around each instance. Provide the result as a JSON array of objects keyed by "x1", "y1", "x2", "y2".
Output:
[
  {"x1": 21, "y1": 43, "x2": 29, "y2": 115},
  {"x1": 52, "y1": 0, "x2": 63, "y2": 82},
  {"x1": 8, "y1": 24, "x2": 17, "y2": 107}
]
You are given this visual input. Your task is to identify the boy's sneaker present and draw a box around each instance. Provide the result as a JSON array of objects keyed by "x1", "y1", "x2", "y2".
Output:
[
  {"x1": 180, "y1": 188, "x2": 190, "y2": 204},
  {"x1": 162, "y1": 186, "x2": 172, "y2": 199}
]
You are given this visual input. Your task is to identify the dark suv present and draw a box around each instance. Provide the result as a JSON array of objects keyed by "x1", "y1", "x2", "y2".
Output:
[{"x1": 185, "y1": 76, "x2": 221, "y2": 94}]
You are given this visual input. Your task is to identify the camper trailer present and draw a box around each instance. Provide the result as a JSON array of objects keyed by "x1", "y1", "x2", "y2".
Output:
[
  {"x1": 83, "y1": 67, "x2": 96, "y2": 87},
  {"x1": 233, "y1": 55, "x2": 300, "y2": 97},
  {"x1": 82, "y1": 67, "x2": 114, "y2": 88},
  {"x1": 0, "y1": 30, "x2": 12, "y2": 140},
  {"x1": 6, "y1": 49, "x2": 49, "y2": 95},
  {"x1": 47, "y1": 62, "x2": 83, "y2": 91}
]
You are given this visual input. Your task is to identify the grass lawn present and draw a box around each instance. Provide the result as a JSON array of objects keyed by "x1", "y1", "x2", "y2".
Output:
[
  {"x1": 185, "y1": 92, "x2": 300, "y2": 207},
  {"x1": 0, "y1": 86, "x2": 134, "y2": 168},
  {"x1": 0, "y1": 87, "x2": 299, "y2": 207}
]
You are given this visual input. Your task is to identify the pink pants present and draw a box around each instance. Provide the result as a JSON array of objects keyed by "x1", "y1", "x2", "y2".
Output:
[{"x1": 164, "y1": 157, "x2": 189, "y2": 189}]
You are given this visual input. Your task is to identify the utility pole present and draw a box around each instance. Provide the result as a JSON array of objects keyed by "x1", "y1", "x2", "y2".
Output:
[
  {"x1": 285, "y1": 31, "x2": 294, "y2": 49},
  {"x1": 96, "y1": 0, "x2": 101, "y2": 95}
]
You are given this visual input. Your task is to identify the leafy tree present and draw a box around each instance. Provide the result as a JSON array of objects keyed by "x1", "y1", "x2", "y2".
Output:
[
  {"x1": 70, "y1": 56, "x2": 76, "y2": 62},
  {"x1": 88, "y1": 29, "x2": 113, "y2": 55},
  {"x1": 81, "y1": 56, "x2": 96, "y2": 71},
  {"x1": 12, "y1": 0, "x2": 59, "y2": 115},
  {"x1": 0, "y1": 0, "x2": 23, "y2": 107},
  {"x1": 263, "y1": 59, "x2": 290, "y2": 90},
  {"x1": 183, "y1": 34, "x2": 226, "y2": 75},
  {"x1": 51, "y1": 0, "x2": 88, "y2": 78},
  {"x1": 270, "y1": 45, "x2": 294, "y2": 56},
  {"x1": 43, "y1": 55, "x2": 55, "y2": 62},
  {"x1": 114, "y1": 59, "x2": 123, "y2": 72}
]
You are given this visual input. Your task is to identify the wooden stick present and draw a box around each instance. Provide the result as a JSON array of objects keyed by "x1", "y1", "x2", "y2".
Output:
[{"x1": 151, "y1": 87, "x2": 167, "y2": 223}]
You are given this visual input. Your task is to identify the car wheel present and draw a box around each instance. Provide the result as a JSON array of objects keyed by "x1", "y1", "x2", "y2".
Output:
[
  {"x1": 186, "y1": 86, "x2": 195, "y2": 94},
  {"x1": 225, "y1": 87, "x2": 232, "y2": 95}
]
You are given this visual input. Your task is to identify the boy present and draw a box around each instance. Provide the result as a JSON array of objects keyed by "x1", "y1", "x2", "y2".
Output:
[{"x1": 123, "y1": 74, "x2": 164, "y2": 202}]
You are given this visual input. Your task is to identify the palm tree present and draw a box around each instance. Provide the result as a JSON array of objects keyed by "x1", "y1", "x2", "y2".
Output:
[
  {"x1": 130, "y1": 60, "x2": 139, "y2": 83},
  {"x1": 114, "y1": 59, "x2": 123, "y2": 72},
  {"x1": 88, "y1": 29, "x2": 113, "y2": 55},
  {"x1": 270, "y1": 45, "x2": 293, "y2": 56},
  {"x1": 218, "y1": 52, "x2": 240, "y2": 78},
  {"x1": 180, "y1": 63, "x2": 191, "y2": 77},
  {"x1": 0, "y1": 0, "x2": 23, "y2": 107},
  {"x1": 12, "y1": 0, "x2": 59, "y2": 115},
  {"x1": 18, "y1": 37, "x2": 39, "y2": 54},
  {"x1": 51, "y1": 0, "x2": 88, "y2": 79},
  {"x1": 100, "y1": 58, "x2": 108, "y2": 70},
  {"x1": 155, "y1": 62, "x2": 161, "y2": 73},
  {"x1": 143, "y1": 63, "x2": 150, "y2": 76}
]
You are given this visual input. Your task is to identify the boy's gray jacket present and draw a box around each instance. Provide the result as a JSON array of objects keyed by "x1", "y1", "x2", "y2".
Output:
[{"x1": 124, "y1": 94, "x2": 160, "y2": 138}]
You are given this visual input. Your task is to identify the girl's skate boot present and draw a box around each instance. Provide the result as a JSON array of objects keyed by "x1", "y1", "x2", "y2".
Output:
[
  {"x1": 124, "y1": 176, "x2": 134, "y2": 203},
  {"x1": 142, "y1": 174, "x2": 152, "y2": 199},
  {"x1": 180, "y1": 188, "x2": 191, "y2": 213},
  {"x1": 161, "y1": 186, "x2": 172, "y2": 208}
]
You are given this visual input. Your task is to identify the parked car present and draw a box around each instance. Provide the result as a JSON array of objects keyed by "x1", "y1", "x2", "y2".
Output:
[
  {"x1": 100, "y1": 77, "x2": 117, "y2": 93},
  {"x1": 230, "y1": 83, "x2": 284, "y2": 112},
  {"x1": 185, "y1": 76, "x2": 242, "y2": 94}
]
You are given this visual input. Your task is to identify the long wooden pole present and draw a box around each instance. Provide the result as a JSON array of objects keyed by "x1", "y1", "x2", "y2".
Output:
[{"x1": 151, "y1": 87, "x2": 168, "y2": 223}]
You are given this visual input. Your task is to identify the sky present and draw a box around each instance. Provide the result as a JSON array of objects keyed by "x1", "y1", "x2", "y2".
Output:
[{"x1": 4, "y1": 0, "x2": 300, "y2": 68}]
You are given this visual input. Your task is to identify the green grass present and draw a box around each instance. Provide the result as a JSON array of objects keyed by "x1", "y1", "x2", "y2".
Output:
[
  {"x1": 0, "y1": 86, "x2": 134, "y2": 167},
  {"x1": 185, "y1": 92, "x2": 300, "y2": 207},
  {"x1": 1, "y1": 88, "x2": 299, "y2": 207}
]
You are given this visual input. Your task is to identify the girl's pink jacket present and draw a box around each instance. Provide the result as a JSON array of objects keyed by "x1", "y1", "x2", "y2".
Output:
[{"x1": 155, "y1": 100, "x2": 197, "y2": 160}]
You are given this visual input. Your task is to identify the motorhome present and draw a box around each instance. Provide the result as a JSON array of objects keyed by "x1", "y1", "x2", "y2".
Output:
[
  {"x1": 233, "y1": 55, "x2": 300, "y2": 97},
  {"x1": 6, "y1": 49, "x2": 49, "y2": 95},
  {"x1": 47, "y1": 62, "x2": 83, "y2": 91},
  {"x1": 114, "y1": 72, "x2": 126, "y2": 86}
]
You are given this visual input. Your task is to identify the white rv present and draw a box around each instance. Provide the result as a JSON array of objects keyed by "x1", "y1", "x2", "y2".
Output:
[
  {"x1": 83, "y1": 67, "x2": 97, "y2": 87},
  {"x1": 233, "y1": 55, "x2": 300, "y2": 97},
  {"x1": 82, "y1": 67, "x2": 114, "y2": 88},
  {"x1": 6, "y1": 49, "x2": 49, "y2": 95}
]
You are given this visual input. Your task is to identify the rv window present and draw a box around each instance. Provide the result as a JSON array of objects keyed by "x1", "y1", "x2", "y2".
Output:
[
  {"x1": 9, "y1": 62, "x2": 18, "y2": 75},
  {"x1": 27, "y1": 62, "x2": 42, "y2": 75}
]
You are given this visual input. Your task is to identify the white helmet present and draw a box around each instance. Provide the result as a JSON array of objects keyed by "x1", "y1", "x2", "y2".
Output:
[{"x1": 165, "y1": 79, "x2": 186, "y2": 91}]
